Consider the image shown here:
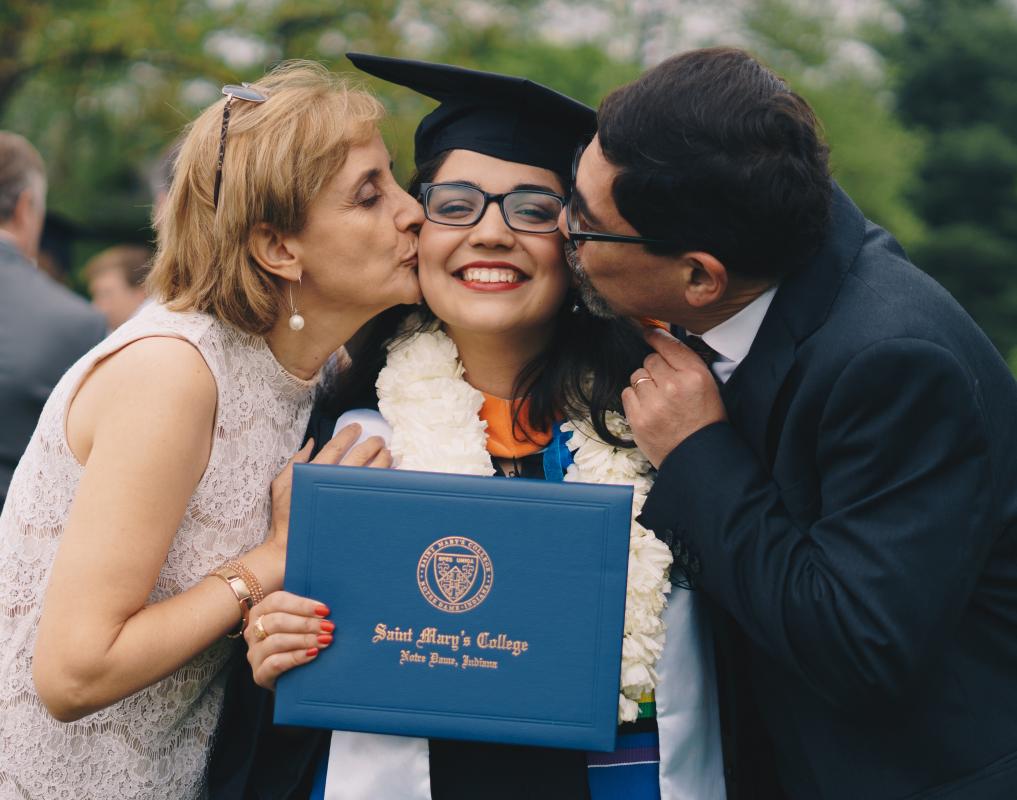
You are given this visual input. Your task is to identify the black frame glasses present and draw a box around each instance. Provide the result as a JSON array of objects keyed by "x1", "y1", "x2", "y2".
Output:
[
  {"x1": 418, "y1": 182, "x2": 565, "y2": 234},
  {"x1": 565, "y1": 142, "x2": 670, "y2": 246},
  {"x1": 213, "y1": 83, "x2": 268, "y2": 210}
]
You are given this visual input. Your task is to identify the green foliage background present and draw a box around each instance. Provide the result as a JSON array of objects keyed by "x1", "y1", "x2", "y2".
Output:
[{"x1": 2, "y1": 0, "x2": 1014, "y2": 366}]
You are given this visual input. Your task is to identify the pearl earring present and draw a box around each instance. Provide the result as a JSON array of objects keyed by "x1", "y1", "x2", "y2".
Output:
[{"x1": 288, "y1": 279, "x2": 305, "y2": 331}]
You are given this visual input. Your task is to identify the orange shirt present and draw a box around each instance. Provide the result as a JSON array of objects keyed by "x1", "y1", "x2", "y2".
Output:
[
  {"x1": 479, "y1": 393, "x2": 552, "y2": 459},
  {"x1": 480, "y1": 315, "x2": 663, "y2": 459},
  {"x1": 640, "y1": 317, "x2": 669, "y2": 332}
]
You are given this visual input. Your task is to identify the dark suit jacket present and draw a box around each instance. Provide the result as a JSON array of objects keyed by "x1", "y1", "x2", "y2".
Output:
[
  {"x1": 639, "y1": 187, "x2": 1017, "y2": 799},
  {"x1": 0, "y1": 239, "x2": 106, "y2": 506}
]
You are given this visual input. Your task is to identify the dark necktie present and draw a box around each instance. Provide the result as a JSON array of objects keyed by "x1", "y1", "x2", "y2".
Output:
[{"x1": 685, "y1": 335, "x2": 720, "y2": 367}]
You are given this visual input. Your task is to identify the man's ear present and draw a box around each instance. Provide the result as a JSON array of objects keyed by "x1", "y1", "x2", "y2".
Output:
[
  {"x1": 8, "y1": 187, "x2": 45, "y2": 260},
  {"x1": 12, "y1": 188, "x2": 35, "y2": 228},
  {"x1": 249, "y1": 222, "x2": 301, "y2": 282},
  {"x1": 9, "y1": 187, "x2": 42, "y2": 238},
  {"x1": 681, "y1": 251, "x2": 728, "y2": 308}
]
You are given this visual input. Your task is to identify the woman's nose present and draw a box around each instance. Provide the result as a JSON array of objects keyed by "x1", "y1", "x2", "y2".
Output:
[
  {"x1": 397, "y1": 188, "x2": 425, "y2": 232},
  {"x1": 468, "y1": 202, "x2": 514, "y2": 248}
]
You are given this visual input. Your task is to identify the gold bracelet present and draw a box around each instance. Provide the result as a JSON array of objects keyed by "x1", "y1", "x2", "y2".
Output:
[
  {"x1": 224, "y1": 559, "x2": 265, "y2": 608},
  {"x1": 209, "y1": 564, "x2": 254, "y2": 639}
]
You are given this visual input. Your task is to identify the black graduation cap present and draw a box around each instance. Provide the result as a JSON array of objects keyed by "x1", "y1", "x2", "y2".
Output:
[{"x1": 347, "y1": 53, "x2": 596, "y2": 177}]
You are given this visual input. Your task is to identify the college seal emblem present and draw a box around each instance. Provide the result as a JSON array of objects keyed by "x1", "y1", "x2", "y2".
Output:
[{"x1": 417, "y1": 536, "x2": 493, "y2": 613}]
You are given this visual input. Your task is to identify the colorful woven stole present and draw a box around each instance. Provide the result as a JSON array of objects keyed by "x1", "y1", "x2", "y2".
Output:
[
  {"x1": 586, "y1": 693, "x2": 661, "y2": 800},
  {"x1": 546, "y1": 421, "x2": 663, "y2": 799}
]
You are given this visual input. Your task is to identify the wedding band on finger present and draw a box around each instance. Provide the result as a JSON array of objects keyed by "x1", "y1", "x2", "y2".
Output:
[
  {"x1": 632, "y1": 377, "x2": 654, "y2": 388},
  {"x1": 253, "y1": 616, "x2": 268, "y2": 642}
]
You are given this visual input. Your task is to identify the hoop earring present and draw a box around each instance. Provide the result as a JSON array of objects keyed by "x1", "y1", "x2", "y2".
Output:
[{"x1": 288, "y1": 278, "x2": 305, "y2": 331}]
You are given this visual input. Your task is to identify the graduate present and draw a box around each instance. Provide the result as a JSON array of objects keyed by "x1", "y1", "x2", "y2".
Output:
[{"x1": 212, "y1": 55, "x2": 725, "y2": 800}]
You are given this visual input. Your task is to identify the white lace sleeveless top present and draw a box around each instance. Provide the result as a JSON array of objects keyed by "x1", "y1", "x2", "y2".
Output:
[{"x1": 0, "y1": 303, "x2": 318, "y2": 800}]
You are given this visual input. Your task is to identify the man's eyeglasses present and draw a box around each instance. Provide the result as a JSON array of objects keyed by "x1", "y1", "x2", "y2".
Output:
[
  {"x1": 213, "y1": 83, "x2": 268, "y2": 210},
  {"x1": 565, "y1": 142, "x2": 670, "y2": 246},
  {"x1": 418, "y1": 182, "x2": 564, "y2": 234}
]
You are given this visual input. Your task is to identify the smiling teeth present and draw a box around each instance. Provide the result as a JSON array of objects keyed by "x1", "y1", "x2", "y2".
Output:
[{"x1": 461, "y1": 268, "x2": 520, "y2": 283}]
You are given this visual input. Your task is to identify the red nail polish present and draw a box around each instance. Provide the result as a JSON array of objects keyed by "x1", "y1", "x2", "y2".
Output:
[
  {"x1": 320, "y1": 621, "x2": 335, "y2": 633},
  {"x1": 317, "y1": 634, "x2": 333, "y2": 645},
  {"x1": 306, "y1": 647, "x2": 319, "y2": 657},
  {"x1": 314, "y1": 605, "x2": 330, "y2": 617}
]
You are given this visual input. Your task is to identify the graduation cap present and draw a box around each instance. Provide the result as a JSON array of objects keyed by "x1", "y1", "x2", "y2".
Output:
[{"x1": 347, "y1": 53, "x2": 596, "y2": 177}]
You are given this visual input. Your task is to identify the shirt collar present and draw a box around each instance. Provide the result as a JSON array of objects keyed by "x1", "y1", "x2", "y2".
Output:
[{"x1": 699, "y1": 286, "x2": 778, "y2": 369}]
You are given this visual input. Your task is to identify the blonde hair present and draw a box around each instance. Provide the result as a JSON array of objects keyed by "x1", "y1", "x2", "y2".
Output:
[{"x1": 147, "y1": 61, "x2": 384, "y2": 334}]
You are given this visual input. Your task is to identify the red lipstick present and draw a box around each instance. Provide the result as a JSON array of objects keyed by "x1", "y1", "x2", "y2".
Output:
[{"x1": 453, "y1": 261, "x2": 529, "y2": 292}]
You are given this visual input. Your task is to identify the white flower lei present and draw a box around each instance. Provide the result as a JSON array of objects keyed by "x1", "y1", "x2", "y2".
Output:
[{"x1": 376, "y1": 319, "x2": 673, "y2": 723}]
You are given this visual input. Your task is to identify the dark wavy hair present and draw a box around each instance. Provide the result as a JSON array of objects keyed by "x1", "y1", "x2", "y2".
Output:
[
  {"x1": 597, "y1": 47, "x2": 832, "y2": 280},
  {"x1": 318, "y1": 150, "x2": 652, "y2": 448}
]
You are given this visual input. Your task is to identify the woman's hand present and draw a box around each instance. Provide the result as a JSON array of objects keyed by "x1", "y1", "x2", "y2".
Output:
[
  {"x1": 267, "y1": 423, "x2": 392, "y2": 552},
  {"x1": 244, "y1": 424, "x2": 393, "y2": 690},
  {"x1": 238, "y1": 425, "x2": 392, "y2": 605},
  {"x1": 244, "y1": 591, "x2": 334, "y2": 690}
]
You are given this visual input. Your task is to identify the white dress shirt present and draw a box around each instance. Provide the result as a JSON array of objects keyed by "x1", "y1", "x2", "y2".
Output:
[{"x1": 691, "y1": 286, "x2": 777, "y2": 384}]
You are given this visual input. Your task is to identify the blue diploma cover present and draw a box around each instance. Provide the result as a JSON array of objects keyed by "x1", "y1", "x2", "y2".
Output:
[{"x1": 274, "y1": 463, "x2": 632, "y2": 751}]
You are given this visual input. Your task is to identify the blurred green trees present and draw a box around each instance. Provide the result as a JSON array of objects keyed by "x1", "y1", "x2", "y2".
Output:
[
  {"x1": 875, "y1": 0, "x2": 1017, "y2": 359},
  {"x1": 1, "y1": 0, "x2": 1014, "y2": 363},
  {"x1": 742, "y1": 0, "x2": 925, "y2": 247},
  {"x1": 0, "y1": 0, "x2": 638, "y2": 254}
]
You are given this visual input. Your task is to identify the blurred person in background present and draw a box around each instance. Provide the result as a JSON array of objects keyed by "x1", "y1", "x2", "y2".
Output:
[
  {"x1": 0, "y1": 131, "x2": 106, "y2": 510},
  {"x1": 35, "y1": 211, "x2": 79, "y2": 286},
  {"x1": 84, "y1": 243, "x2": 152, "y2": 330}
]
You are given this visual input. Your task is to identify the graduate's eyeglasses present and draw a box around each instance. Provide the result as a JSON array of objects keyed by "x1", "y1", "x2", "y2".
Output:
[
  {"x1": 418, "y1": 182, "x2": 565, "y2": 234},
  {"x1": 566, "y1": 143, "x2": 670, "y2": 246},
  {"x1": 213, "y1": 83, "x2": 268, "y2": 210}
]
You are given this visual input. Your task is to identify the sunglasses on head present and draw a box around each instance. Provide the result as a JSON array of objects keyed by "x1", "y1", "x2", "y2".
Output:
[{"x1": 212, "y1": 83, "x2": 268, "y2": 210}]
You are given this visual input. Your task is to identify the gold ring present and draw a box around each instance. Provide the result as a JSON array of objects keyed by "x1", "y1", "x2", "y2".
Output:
[
  {"x1": 253, "y1": 616, "x2": 268, "y2": 642},
  {"x1": 632, "y1": 377, "x2": 653, "y2": 388}
]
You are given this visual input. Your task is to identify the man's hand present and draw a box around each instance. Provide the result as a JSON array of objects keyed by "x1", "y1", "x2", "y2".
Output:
[{"x1": 622, "y1": 328, "x2": 727, "y2": 468}]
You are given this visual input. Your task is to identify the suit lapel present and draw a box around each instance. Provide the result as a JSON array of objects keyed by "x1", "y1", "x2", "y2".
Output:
[{"x1": 719, "y1": 184, "x2": 865, "y2": 465}]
